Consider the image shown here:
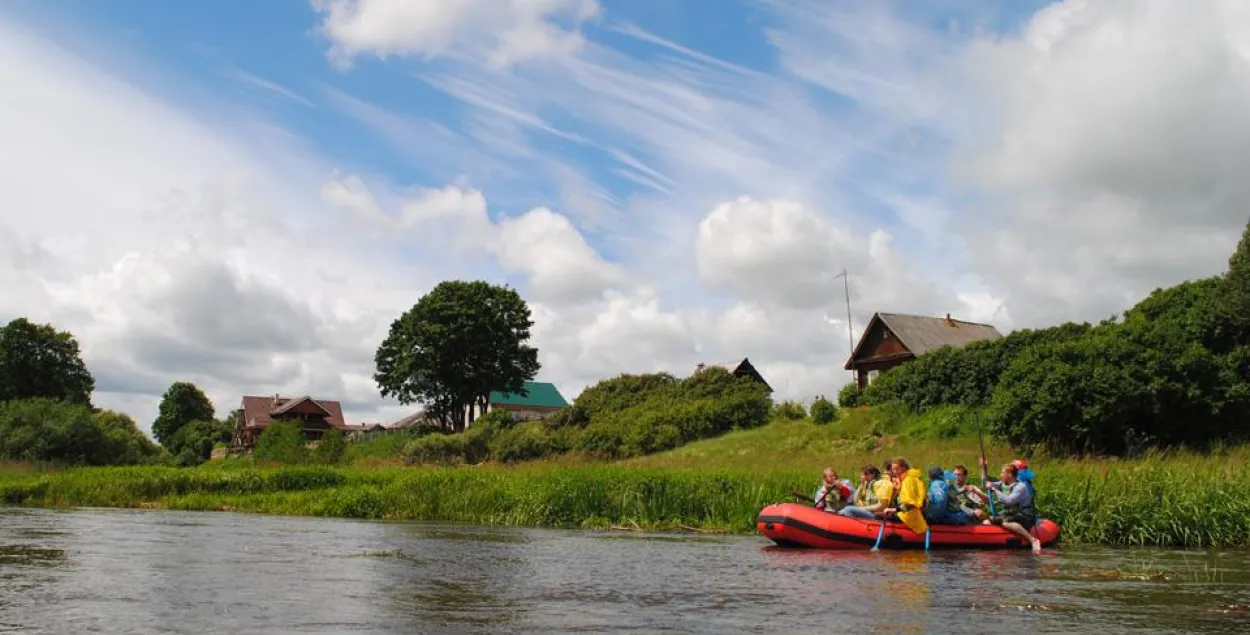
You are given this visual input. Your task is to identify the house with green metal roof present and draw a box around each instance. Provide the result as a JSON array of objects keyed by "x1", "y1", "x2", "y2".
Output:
[{"x1": 486, "y1": 381, "x2": 569, "y2": 420}]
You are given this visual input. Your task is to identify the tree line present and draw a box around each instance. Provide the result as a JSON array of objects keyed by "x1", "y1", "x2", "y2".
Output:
[
  {"x1": 0, "y1": 316, "x2": 233, "y2": 466},
  {"x1": 845, "y1": 219, "x2": 1250, "y2": 457}
]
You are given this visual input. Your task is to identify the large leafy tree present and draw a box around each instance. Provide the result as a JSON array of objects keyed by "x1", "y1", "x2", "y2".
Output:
[
  {"x1": 374, "y1": 280, "x2": 540, "y2": 432},
  {"x1": 152, "y1": 381, "x2": 215, "y2": 445},
  {"x1": 0, "y1": 317, "x2": 95, "y2": 405},
  {"x1": 1226, "y1": 216, "x2": 1250, "y2": 337}
]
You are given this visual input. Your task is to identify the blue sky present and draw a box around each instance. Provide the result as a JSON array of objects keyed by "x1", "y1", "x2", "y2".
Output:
[
  {"x1": 2, "y1": 0, "x2": 1245, "y2": 431},
  {"x1": 6, "y1": 0, "x2": 1030, "y2": 264}
]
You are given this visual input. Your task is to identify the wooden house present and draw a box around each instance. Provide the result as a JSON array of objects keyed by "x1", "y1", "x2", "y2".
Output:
[
  {"x1": 694, "y1": 357, "x2": 773, "y2": 393},
  {"x1": 233, "y1": 394, "x2": 349, "y2": 449},
  {"x1": 844, "y1": 313, "x2": 1002, "y2": 389}
]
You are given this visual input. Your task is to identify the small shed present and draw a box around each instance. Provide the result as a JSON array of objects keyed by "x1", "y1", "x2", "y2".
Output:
[
  {"x1": 695, "y1": 357, "x2": 773, "y2": 393},
  {"x1": 844, "y1": 312, "x2": 1002, "y2": 389}
]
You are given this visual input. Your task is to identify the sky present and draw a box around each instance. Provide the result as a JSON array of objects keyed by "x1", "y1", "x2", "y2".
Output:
[{"x1": 3, "y1": 0, "x2": 1249, "y2": 435}]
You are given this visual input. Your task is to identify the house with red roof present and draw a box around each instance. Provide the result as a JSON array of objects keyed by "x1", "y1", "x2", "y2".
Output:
[{"x1": 232, "y1": 394, "x2": 350, "y2": 450}]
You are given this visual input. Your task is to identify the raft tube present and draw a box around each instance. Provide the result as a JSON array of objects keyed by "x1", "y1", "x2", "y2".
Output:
[{"x1": 756, "y1": 503, "x2": 1060, "y2": 550}]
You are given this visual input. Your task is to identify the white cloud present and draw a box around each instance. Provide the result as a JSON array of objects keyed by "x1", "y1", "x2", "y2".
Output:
[
  {"x1": 492, "y1": 207, "x2": 628, "y2": 304},
  {"x1": 312, "y1": 0, "x2": 601, "y2": 68},
  {"x1": 19, "y1": 0, "x2": 1247, "y2": 441},
  {"x1": 947, "y1": 0, "x2": 1250, "y2": 326},
  {"x1": 695, "y1": 196, "x2": 959, "y2": 316},
  {"x1": 0, "y1": 17, "x2": 440, "y2": 432}
]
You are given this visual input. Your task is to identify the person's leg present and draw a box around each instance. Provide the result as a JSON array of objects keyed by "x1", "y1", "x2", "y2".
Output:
[
  {"x1": 950, "y1": 510, "x2": 974, "y2": 525},
  {"x1": 1001, "y1": 520, "x2": 1041, "y2": 552},
  {"x1": 838, "y1": 506, "x2": 876, "y2": 519}
]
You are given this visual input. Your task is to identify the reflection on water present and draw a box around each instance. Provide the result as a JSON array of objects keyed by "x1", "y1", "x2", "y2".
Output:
[{"x1": 0, "y1": 507, "x2": 1246, "y2": 634}]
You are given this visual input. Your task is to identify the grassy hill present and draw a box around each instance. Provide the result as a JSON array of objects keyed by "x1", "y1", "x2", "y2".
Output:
[{"x1": 624, "y1": 404, "x2": 1011, "y2": 474}]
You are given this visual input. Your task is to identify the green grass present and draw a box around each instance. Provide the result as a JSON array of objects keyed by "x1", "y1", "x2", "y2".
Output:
[{"x1": 2, "y1": 408, "x2": 1248, "y2": 548}]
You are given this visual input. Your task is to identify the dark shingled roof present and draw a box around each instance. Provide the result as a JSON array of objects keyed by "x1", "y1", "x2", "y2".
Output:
[
  {"x1": 876, "y1": 312, "x2": 1003, "y2": 356},
  {"x1": 845, "y1": 312, "x2": 1003, "y2": 370},
  {"x1": 240, "y1": 395, "x2": 347, "y2": 430}
]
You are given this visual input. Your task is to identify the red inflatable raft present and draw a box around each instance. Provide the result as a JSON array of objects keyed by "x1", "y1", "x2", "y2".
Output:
[{"x1": 756, "y1": 503, "x2": 1060, "y2": 550}]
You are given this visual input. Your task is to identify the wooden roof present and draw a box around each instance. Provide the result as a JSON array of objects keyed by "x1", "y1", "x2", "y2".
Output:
[
  {"x1": 844, "y1": 312, "x2": 1003, "y2": 370},
  {"x1": 240, "y1": 395, "x2": 348, "y2": 429}
]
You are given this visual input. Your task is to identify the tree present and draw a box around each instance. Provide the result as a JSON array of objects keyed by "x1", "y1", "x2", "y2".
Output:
[
  {"x1": 375, "y1": 280, "x2": 541, "y2": 432},
  {"x1": 152, "y1": 381, "x2": 215, "y2": 445},
  {"x1": 0, "y1": 317, "x2": 95, "y2": 405},
  {"x1": 1226, "y1": 217, "x2": 1250, "y2": 338}
]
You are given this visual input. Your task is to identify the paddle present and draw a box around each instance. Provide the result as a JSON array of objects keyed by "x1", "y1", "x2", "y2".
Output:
[
  {"x1": 794, "y1": 481, "x2": 840, "y2": 510},
  {"x1": 870, "y1": 516, "x2": 886, "y2": 551},
  {"x1": 974, "y1": 411, "x2": 998, "y2": 517}
]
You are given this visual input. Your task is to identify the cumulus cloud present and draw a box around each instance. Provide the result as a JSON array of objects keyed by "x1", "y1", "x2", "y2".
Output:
[
  {"x1": 949, "y1": 0, "x2": 1250, "y2": 326},
  {"x1": 696, "y1": 196, "x2": 956, "y2": 315},
  {"x1": 0, "y1": 17, "x2": 442, "y2": 431},
  {"x1": 19, "y1": 0, "x2": 1244, "y2": 436},
  {"x1": 311, "y1": 0, "x2": 601, "y2": 68}
]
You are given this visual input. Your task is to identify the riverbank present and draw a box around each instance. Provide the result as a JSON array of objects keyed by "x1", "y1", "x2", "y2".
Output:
[{"x1": 2, "y1": 417, "x2": 1248, "y2": 548}]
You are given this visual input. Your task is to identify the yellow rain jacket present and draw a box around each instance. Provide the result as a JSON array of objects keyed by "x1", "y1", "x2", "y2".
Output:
[{"x1": 896, "y1": 468, "x2": 929, "y2": 534}]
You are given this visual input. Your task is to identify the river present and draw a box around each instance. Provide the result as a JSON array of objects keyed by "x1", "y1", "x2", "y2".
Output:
[{"x1": 0, "y1": 508, "x2": 1245, "y2": 634}]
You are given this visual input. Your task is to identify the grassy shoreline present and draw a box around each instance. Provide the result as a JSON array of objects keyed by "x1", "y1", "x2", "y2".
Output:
[
  {"x1": 4, "y1": 413, "x2": 1249, "y2": 548},
  {"x1": 3, "y1": 431, "x2": 1249, "y2": 548}
]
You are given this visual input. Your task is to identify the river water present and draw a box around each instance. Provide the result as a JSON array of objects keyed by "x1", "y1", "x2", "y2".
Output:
[{"x1": 0, "y1": 508, "x2": 1245, "y2": 634}]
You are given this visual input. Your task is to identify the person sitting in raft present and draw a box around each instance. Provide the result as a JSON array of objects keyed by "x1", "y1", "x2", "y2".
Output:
[
  {"x1": 924, "y1": 466, "x2": 974, "y2": 525},
  {"x1": 813, "y1": 467, "x2": 852, "y2": 512},
  {"x1": 838, "y1": 465, "x2": 893, "y2": 520},
  {"x1": 951, "y1": 464, "x2": 986, "y2": 517},
  {"x1": 879, "y1": 457, "x2": 929, "y2": 535},
  {"x1": 881, "y1": 459, "x2": 900, "y2": 508},
  {"x1": 978, "y1": 460, "x2": 1042, "y2": 553}
]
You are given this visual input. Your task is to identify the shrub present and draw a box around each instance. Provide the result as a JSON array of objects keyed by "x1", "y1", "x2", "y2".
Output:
[
  {"x1": 489, "y1": 421, "x2": 555, "y2": 463},
  {"x1": 0, "y1": 398, "x2": 159, "y2": 466},
  {"x1": 403, "y1": 433, "x2": 470, "y2": 465},
  {"x1": 252, "y1": 421, "x2": 308, "y2": 464},
  {"x1": 862, "y1": 321, "x2": 1093, "y2": 411},
  {"x1": 837, "y1": 382, "x2": 861, "y2": 408},
  {"x1": 313, "y1": 428, "x2": 347, "y2": 464},
  {"x1": 165, "y1": 418, "x2": 232, "y2": 466},
  {"x1": 810, "y1": 397, "x2": 837, "y2": 425},
  {"x1": 773, "y1": 400, "x2": 807, "y2": 421}
]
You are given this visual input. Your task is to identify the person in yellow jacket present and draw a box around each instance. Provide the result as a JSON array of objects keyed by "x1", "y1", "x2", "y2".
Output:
[{"x1": 881, "y1": 457, "x2": 929, "y2": 534}]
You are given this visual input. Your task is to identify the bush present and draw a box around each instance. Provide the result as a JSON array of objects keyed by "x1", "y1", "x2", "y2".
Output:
[
  {"x1": 837, "y1": 382, "x2": 861, "y2": 408},
  {"x1": 398, "y1": 367, "x2": 772, "y2": 464},
  {"x1": 313, "y1": 428, "x2": 347, "y2": 464},
  {"x1": 489, "y1": 421, "x2": 555, "y2": 463},
  {"x1": 252, "y1": 421, "x2": 308, "y2": 464},
  {"x1": 862, "y1": 322, "x2": 1093, "y2": 411},
  {"x1": 845, "y1": 235, "x2": 1250, "y2": 457},
  {"x1": 165, "y1": 418, "x2": 232, "y2": 466},
  {"x1": 0, "y1": 398, "x2": 159, "y2": 466},
  {"x1": 809, "y1": 397, "x2": 837, "y2": 425},
  {"x1": 772, "y1": 400, "x2": 806, "y2": 420},
  {"x1": 570, "y1": 368, "x2": 771, "y2": 459}
]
